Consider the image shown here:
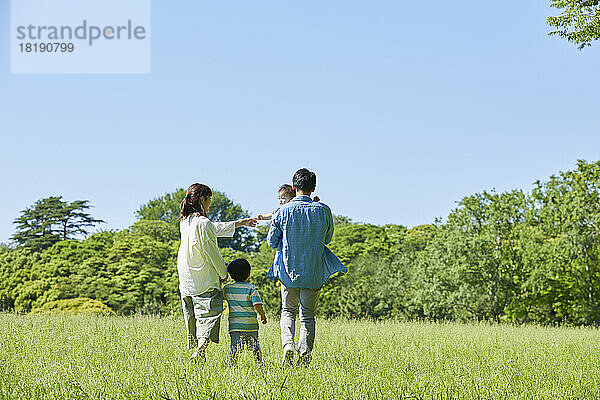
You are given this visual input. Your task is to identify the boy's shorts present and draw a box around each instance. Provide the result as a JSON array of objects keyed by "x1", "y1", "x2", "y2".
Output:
[{"x1": 230, "y1": 331, "x2": 260, "y2": 352}]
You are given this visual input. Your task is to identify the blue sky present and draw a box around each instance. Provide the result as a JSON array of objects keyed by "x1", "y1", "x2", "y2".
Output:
[{"x1": 1, "y1": 1, "x2": 600, "y2": 243}]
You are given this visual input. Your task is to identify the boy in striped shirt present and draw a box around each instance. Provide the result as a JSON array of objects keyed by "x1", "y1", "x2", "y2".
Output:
[{"x1": 223, "y1": 258, "x2": 267, "y2": 364}]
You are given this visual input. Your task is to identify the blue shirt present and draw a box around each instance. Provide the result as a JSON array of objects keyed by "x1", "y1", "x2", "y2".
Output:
[{"x1": 267, "y1": 195, "x2": 347, "y2": 288}]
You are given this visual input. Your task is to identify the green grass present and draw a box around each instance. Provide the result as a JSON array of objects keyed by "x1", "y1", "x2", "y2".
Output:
[{"x1": 1, "y1": 314, "x2": 599, "y2": 399}]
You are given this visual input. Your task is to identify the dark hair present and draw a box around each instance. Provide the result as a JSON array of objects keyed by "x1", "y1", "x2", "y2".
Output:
[
  {"x1": 179, "y1": 183, "x2": 212, "y2": 221},
  {"x1": 278, "y1": 184, "x2": 295, "y2": 200},
  {"x1": 292, "y1": 168, "x2": 316, "y2": 192},
  {"x1": 227, "y1": 258, "x2": 251, "y2": 282}
]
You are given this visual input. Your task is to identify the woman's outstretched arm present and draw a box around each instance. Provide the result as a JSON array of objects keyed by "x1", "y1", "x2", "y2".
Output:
[{"x1": 235, "y1": 218, "x2": 258, "y2": 229}]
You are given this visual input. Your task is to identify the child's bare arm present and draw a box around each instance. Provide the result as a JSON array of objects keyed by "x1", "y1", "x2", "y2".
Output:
[
  {"x1": 254, "y1": 304, "x2": 267, "y2": 324},
  {"x1": 257, "y1": 213, "x2": 273, "y2": 220}
]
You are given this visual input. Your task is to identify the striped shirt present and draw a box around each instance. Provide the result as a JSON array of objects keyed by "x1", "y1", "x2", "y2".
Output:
[{"x1": 223, "y1": 282, "x2": 263, "y2": 332}]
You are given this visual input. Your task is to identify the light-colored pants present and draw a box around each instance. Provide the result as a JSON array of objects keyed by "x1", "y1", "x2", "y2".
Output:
[
  {"x1": 280, "y1": 285, "x2": 320, "y2": 357},
  {"x1": 181, "y1": 290, "x2": 223, "y2": 348}
]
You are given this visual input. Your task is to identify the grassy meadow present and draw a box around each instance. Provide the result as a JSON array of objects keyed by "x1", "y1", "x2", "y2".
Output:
[{"x1": 1, "y1": 313, "x2": 599, "y2": 399}]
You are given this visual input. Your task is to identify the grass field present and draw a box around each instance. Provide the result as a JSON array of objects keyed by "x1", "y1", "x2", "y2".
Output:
[{"x1": 1, "y1": 314, "x2": 599, "y2": 399}]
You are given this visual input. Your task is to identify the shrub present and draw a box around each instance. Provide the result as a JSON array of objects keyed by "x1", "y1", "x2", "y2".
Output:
[{"x1": 31, "y1": 297, "x2": 115, "y2": 316}]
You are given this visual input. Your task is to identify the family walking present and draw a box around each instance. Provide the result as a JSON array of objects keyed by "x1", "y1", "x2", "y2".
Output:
[{"x1": 176, "y1": 168, "x2": 347, "y2": 366}]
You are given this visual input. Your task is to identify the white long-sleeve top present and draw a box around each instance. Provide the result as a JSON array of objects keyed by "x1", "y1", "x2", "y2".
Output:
[{"x1": 177, "y1": 215, "x2": 236, "y2": 296}]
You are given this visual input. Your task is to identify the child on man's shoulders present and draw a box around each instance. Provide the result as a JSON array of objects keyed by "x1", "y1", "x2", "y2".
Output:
[{"x1": 257, "y1": 184, "x2": 320, "y2": 221}]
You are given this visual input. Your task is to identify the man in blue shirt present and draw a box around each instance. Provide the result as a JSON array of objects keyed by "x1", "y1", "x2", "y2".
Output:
[{"x1": 267, "y1": 168, "x2": 347, "y2": 366}]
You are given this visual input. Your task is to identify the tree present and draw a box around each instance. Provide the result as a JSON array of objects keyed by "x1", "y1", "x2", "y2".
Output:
[
  {"x1": 136, "y1": 189, "x2": 255, "y2": 252},
  {"x1": 11, "y1": 197, "x2": 103, "y2": 251},
  {"x1": 531, "y1": 160, "x2": 600, "y2": 325},
  {"x1": 400, "y1": 224, "x2": 437, "y2": 253},
  {"x1": 135, "y1": 189, "x2": 184, "y2": 226},
  {"x1": 411, "y1": 190, "x2": 530, "y2": 322},
  {"x1": 548, "y1": 0, "x2": 600, "y2": 49},
  {"x1": 12, "y1": 197, "x2": 62, "y2": 251},
  {"x1": 333, "y1": 215, "x2": 353, "y2": 225},
  {"x1": 328, "y1": 223, "x2": 400, "y2": 264},
  {"x1": 56, "y1": 200, "x2": 104, "y2": 241}
]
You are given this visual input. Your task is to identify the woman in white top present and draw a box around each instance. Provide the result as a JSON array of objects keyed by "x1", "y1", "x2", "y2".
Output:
[{"x1": 178, "y1": 183, "x2": 257, "y2": 361}]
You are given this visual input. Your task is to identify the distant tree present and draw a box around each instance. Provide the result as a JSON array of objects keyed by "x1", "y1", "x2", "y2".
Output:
[
  {"x1": 136, "y1": 189, "x2": 255, "y2": 252},
  {"x1": 333, "y1": 215, "x2": 353, "y2": 225},
  {"x1": 401, "y1": 224, "x2": 437, "y2": 253},
  {"x1": 12, "y1": 197, "x2": 62, "y2": 250},
  {"x1": 412, "y1": 190, "x2": 530, "y2": 322},
  {"x1": 56, "y1": 200, "x2": 104, "y2": 241},
  {"x1": 11, "y1": 197, "x2": 103, "y2": 251},
  {"x1": 135, "y1": 189, "x2": 185, "y2": 226},
  {"x1": 548, "y1": 0, "x2": 600, "y2": 48},
  {"x1": 531, "y1": 160, "x2": 600, "y2": 325},
  {"x1": 328, "y1": 223, "x2": 399, "y2": 264}
]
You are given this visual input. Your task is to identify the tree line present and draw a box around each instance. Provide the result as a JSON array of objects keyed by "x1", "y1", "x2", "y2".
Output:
[{"x1": 1, "y1": 160, "x2": 599, "y2": 325}]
